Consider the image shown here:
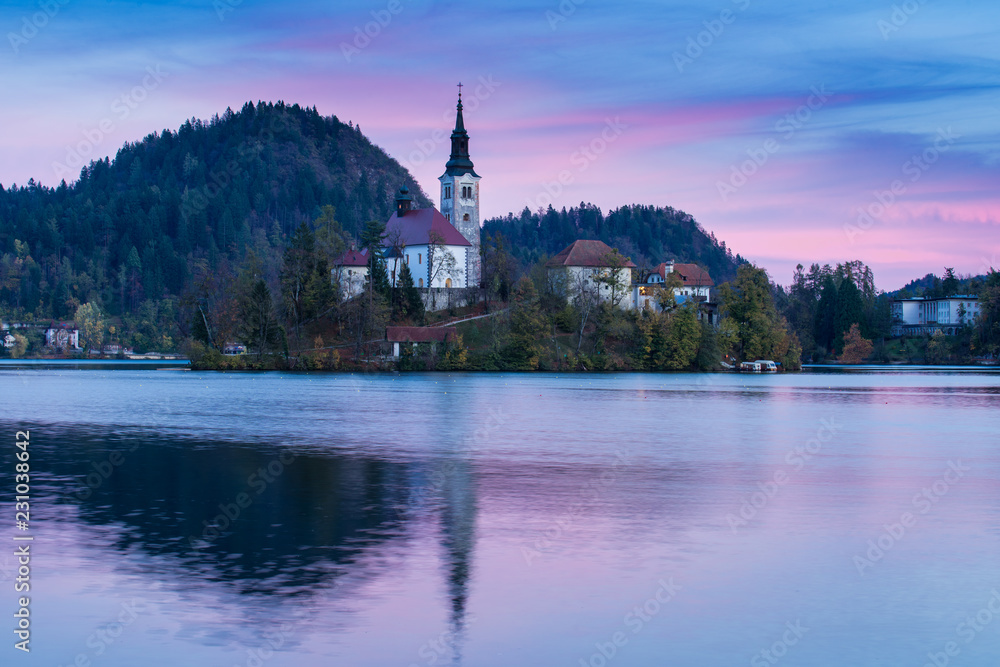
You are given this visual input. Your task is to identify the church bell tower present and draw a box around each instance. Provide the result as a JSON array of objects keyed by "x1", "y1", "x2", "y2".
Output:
[{"x1": 439, "y1": 85, "x2": 481, "y2": 286}]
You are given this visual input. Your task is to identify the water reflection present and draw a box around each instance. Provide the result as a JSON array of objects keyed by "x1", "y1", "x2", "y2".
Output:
[
  {"x1": 11, "y1": 422, "x2": 479, "y2": 661},
  {"x1": 4, "y1": 368, "x2": 1000, "y2": 666}
]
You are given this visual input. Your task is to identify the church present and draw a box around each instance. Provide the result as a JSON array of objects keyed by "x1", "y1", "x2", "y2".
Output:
[{"x1": 337, "y1": 89, "x2": 482, "y2": 310}]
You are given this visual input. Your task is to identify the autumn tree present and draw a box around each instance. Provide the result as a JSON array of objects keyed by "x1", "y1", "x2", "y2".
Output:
[
  {"x1": 9, "y1": 333, "x2": 28, "y2": 358},
  {"x1": 75, "y1": 301, "x2": 106, "y2": 353},
  {"x1": 838, "y1": 323, "x2": 873, "y2": 364}
]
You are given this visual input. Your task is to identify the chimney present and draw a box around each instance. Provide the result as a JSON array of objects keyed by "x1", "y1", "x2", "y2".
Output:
[{"x1": 396, "y1": 186, "x2": 413, "y2": 217}]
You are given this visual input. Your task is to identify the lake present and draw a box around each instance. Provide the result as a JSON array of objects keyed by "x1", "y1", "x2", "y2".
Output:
[{"x1": 3, "y1": 364, "x2": 999, "y2": 666}]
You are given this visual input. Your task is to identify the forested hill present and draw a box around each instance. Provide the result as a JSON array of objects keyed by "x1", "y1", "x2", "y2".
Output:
[
  {"x1": 0, "y1": 101, "x2": 430, "y2": 319},
  {"x1": 484, "y1": 203, "x2": 744, "y2": 283}
]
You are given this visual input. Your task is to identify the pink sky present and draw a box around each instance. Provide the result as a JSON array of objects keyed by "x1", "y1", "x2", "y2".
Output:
[{"x1": 1, "y1": 0, "x2": 998, "y2": 289}]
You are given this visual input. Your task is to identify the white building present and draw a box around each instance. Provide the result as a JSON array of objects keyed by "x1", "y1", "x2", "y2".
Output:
[
  {"x1": 332, "y1": 247, "x2": 370, "y2": 300},
  {"x1": 334, "y1": 91, "x2": 482, "y2": 313},
  {"x1": 546, "y1": 240, "x2": 635, "y2": 308},
  {"x1": 45, "y1": 323, "x2": 81, "y2": 350},
  {"x1": 891, "y1": 295, "x2": 980, "y2": 336},
  {"x1": 384, "y1": 188, "x2": 472, "y2": 291},
  {"x1": 633, "y1": 261, "x2": 715, "y2": 312}
]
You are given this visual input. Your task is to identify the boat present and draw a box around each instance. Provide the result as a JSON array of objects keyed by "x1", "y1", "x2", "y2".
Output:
[{"x1": 739, "y1": 360, "x2": 778, "y2": 373}]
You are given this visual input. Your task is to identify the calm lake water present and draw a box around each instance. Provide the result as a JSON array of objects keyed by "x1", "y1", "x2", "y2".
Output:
[{"x1": 3, "y1": 363, "x2": 1000, "y2": 666}]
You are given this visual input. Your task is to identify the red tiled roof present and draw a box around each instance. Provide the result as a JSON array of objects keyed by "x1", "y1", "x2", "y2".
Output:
[
  {"x1": 545, "y1": 240, "x2": 637, "y2": 268},
  {"x1": 386, "y1": 326, "x2": 457, "y2": 343},
  {"x1": 333, "y1": 248, "x2": 370, "y2": 267},
  {"x1": 385, "y1": 208, "x2": 471, "y2": 248},
  {"x1": 657, "y1": 262, "x2": 713, "y2": 287}
]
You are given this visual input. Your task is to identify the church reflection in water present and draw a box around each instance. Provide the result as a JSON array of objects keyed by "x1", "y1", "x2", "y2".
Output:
[{"x1": 39, "y1": 423, "x2": 478, "y2": 657}]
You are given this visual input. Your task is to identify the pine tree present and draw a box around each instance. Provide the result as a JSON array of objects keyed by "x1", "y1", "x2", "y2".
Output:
[
  {"x1": 833, "y1": 278, "x2": 865, "y2": 352},
  {"x1": 240, "y1": 280, "x2": 283, "y2": 360},
  {"x1": 397, "y1": 262, "x2": 424, "y2": 323},
  {"x1": 503, "y1": 277, "x2": 547, "y2": 370}
]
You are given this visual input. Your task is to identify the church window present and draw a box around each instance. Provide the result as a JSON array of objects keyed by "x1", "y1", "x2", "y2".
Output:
[
  {"x1": 444, "y1": 185, "x2": 452, "y2": 199},
  {"x1": 463, "y1": 214, "x2": 470, "y2": 222},
  {"x1": 461, "y1": 186, "x2": 472, "y2": 199},
  {"x1": 418, "y1": 253, "x2": 422, "y2": 264},
  {"x1": 419, "y1": 278, "x2": 424, "y2": 287},
  {"x1": 446, "y1": 278, "x2": 452, "y2": 288}
]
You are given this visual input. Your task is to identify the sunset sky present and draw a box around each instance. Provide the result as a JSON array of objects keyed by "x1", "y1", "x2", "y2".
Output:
[{"x1": 1, "y1": 0, "x2": 998, "y2": 289}]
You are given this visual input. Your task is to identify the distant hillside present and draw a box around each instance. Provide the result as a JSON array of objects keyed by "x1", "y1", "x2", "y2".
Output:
[
  {"x1": 484, "y1": 203, "x2": 744, "y2": 284},
  {"x1": 0, "y1": 101, "x2": 429, "y2": 319}
]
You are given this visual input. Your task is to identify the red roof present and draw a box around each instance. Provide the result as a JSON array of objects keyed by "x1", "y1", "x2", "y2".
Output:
[
  {"x1": 657, "y1": 262, "x2": 713, "y2": 287},
  {"x1": 545, "y1": 240, "x2": 636, "y2": 268},
  {"x1": 334, "y1": 248, "x2": 370, "y2": 267},
  {"x1": 386, "y1": 326, "x2": 457, "y2": 343},
  {"x1": 385, "y1": 208, "x2": 471, "y2": 248}
]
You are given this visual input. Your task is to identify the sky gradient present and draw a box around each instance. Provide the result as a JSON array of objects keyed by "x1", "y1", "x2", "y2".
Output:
[{"x1": 1, "y1": 0, "x2": 998, "y2": 289}]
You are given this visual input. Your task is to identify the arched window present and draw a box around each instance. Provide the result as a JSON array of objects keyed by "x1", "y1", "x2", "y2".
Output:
[
  {"x1": 445, "y1": 278, "x2": 452, "y2": 288},
  {"x1": 444, "y1": 185, "x2": 452, "y2": 199},
  {"x1": 418, "y1": 253, "x2": 422, "y2": 264},
  {"x1": 463, "y1": 214, "x2": 470, "y2": 222},
  {"x1": 419, "y1": 278, "x2": 424, "y2": 287}
]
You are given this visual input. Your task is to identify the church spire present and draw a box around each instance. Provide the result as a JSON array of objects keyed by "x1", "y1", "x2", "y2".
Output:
[{"x1": 444, "y1": 86, "x2": 478, "y2": 177}]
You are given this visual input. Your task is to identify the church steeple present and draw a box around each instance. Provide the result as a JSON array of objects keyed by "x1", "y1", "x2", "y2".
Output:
[
  {"x1": 444, "y1": 87, "x2": 478, "y2": 178},
  {"x1": 439, "y1": 85, "x2": 482, "y2": 286}
]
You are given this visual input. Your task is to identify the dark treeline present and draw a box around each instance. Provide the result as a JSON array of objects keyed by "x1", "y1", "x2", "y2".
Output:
[
  {"x1": 483, "y1": 203, "x2": 744, "y2": 284},
  {"x1": 3, "y1": 100, "x2": 996, "y2": 367},
  {"x1": 0, "y1": 101, "x2": 428, "y2": 351},
  {"x1": 894, "y1": 269, "x2": 986, "y2": 299},
  {"x1": 778, "y1": 262, "x2": 999, "y2": 363}
]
